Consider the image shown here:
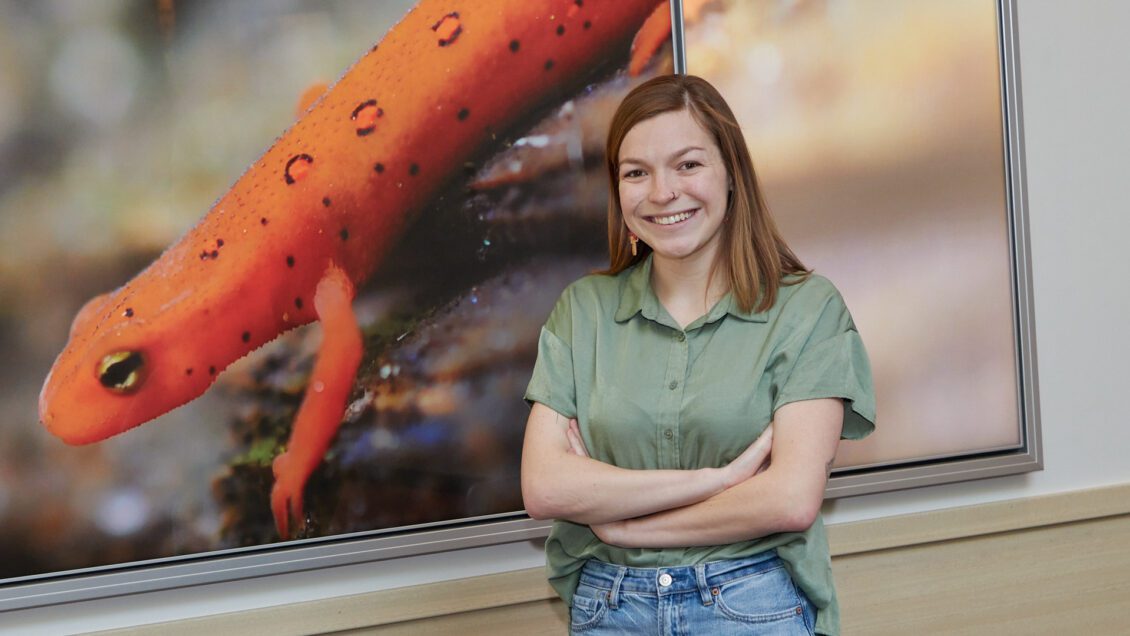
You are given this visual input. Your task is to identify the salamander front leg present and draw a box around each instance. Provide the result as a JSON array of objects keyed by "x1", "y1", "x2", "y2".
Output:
[{"x1": 271, "y1": 263, "x2": 362, "y2": 540}]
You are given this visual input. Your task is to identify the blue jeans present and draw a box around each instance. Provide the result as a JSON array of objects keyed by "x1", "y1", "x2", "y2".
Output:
[{"x1": 570, "y1": 552, "x2": 816, "y2": 635}]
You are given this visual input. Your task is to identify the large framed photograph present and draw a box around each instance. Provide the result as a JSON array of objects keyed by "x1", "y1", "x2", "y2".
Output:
[
  {"x1": 0, "y1": 0, "x2": 1035, "y2": 611},
  {"x1": 681, "y1": 0, "x2": 1038, "y2": 495}
]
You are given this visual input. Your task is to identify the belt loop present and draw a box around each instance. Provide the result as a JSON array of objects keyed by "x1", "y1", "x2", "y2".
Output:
[
  {"x1": 608, "y1": 566, "x2": 627, "y2": 609},
  {"x1": 695, "y1": 563, "x2": 713, "y2": 606}
]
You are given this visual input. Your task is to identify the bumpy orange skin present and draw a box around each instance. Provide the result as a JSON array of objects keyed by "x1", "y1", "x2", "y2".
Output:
[{"x1": 39, "y1": 0, "x2": 665, "y2": 536}]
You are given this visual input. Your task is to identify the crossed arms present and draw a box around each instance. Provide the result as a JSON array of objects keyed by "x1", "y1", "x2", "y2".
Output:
[{"x1": 520, "y1": 399, "x2": 843, "y2": 549}]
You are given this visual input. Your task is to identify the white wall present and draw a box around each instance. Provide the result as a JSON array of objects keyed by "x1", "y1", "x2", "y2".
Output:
[{"x1": 4, "y1": 1, "x2": 1129, "y2": 632}]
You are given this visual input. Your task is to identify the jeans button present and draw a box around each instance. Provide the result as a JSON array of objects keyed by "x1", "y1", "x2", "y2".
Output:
[{"x1": 658, "y1": 572, "x2": 673, "y2": 587}]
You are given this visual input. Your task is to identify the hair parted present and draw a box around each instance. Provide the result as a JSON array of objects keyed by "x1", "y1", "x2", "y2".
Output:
[{"x1": 601, "y1": 74, "x2": 809, "y2": 314}]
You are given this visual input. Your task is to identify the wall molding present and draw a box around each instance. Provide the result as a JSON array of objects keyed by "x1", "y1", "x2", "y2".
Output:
[{"x1": 97, "y1": 482, "x2": 1130, "y2": 635}]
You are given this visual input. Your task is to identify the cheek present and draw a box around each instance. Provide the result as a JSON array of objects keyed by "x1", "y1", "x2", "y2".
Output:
[{"x1": 618, "y1": 183, "x2": 640, "y2": 215}]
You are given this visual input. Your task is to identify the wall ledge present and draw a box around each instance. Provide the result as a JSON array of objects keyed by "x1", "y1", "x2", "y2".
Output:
[{"x1": 96, "y1": 482, "x2": 1130, "y2": 635}]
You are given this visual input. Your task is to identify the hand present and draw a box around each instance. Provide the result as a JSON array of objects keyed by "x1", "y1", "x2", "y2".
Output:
[
  {"x1": 563, "y1": 420, "x2": 624, "y2": 544},
  {"x1": 719, "y1": 425, "x2": 773, "y2": 489},
  {"x1": 590, "y1": 519, "x2": 624, "y2": 546}
]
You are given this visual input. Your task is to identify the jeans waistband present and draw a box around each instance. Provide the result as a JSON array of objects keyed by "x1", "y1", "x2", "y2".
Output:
[{"x1": 578, "y1": 551, "x2": 783, "y2": 605}]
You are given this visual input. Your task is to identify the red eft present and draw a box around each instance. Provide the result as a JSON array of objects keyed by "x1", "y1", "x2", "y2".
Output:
[{"x1": 39, "y1": 0, "x2": 670, "y2": 539}]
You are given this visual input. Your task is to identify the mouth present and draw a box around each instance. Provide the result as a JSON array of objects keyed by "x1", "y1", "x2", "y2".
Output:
[{"x1": 645, "y1": 208, "x2": 698, "y2": 226}]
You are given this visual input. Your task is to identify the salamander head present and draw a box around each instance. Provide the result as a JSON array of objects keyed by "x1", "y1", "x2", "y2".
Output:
[{"x1": 38, "y1": 286, "x2": 211, "y2": 445}]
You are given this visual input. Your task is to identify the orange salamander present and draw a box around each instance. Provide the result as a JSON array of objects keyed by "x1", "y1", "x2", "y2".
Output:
[{"x1": 39, "y1": 0, "x2": 671, "y2": 539}]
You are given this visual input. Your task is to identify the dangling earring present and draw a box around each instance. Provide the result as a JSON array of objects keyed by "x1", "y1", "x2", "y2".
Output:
[{"x1": 629, "y1": 233, "x2": 639, "y2": 257}]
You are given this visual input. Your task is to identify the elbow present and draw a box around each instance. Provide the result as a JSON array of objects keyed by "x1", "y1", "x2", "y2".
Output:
[
  {"x1": 775, "y1": 488, "x2": 823, "y2": 533},
  {"x1": 521, "y1": 476, "x2": 563, "y2": 521},
  {"x1": 523, "y1": 492, "x2": 554, "y2": 521},
  {"x1": 778, "y1": 505, "x2": 820, "y2": 533}
]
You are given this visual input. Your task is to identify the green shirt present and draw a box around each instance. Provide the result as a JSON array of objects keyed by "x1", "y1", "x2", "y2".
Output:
[{"x1": 524, "y1": 255, "x2": 876, "y2": 636}]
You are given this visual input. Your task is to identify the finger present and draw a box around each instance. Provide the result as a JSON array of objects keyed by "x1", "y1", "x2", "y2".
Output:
[
  {"x1": 565, "y1": 426, "x2": 583, "y2": 455},
  {"x1": 568, "y1": 426, "x2": 590, "y2": 457},
  {"x1": 565, "y1": 424, "x2": 583, "y2": 455}
]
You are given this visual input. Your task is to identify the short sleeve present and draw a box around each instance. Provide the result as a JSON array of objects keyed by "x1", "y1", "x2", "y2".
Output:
[
  {"x1": 771, "y1": 280, "x2": 876, "y2": 440},
  {"x1": 524, "y1": 290, "x2": 578, "y2": 419}
]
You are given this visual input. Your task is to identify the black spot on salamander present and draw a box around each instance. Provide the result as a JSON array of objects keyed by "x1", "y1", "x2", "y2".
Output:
[
  {"x1": 284, "y1": 154, "x2": 314, "y2": 185},
  {"x1": 509, "y1": 39, "x2": 520, "y2": 53},
  {"x1": 575, "y1": 0, "x2": 584, "y2": 6},
  {"x1": 217, "y1": 238, "x2": 224, "y2": 247},
  {"x1": 409, "y1": 163, "x2": 419, "y2": 176},
  {"x1": 242, "y1": 331, "x2": 250, "y2": 343},
  {"x1": 322, "y1": 196, "x2": 332, "y2": 207},
  {"x1": 556, "y1": 25, "x2": 565, "y2": 36},
  {"x1": 340, "y1": 228, "x2": 349, "y2": 241},
  {"x1": 186, "y1": 368, "x2": 193, "y2": 376},
  {"x1": 211, "y1": 250, "x2": 219, "y2": 259},
  {"x1": 583, "y1": 20, "x2": 592, "y2": 30},
  {"x1": 208, "y1": 366, "x2": 216, "y2": 376},
  {"x1": 458, "y1": 107, "x2": 469, "y2": 121},
  {"x1": 545, "y1": 59, "x2": 555, "y2": 71},
  {"x1": 199, "y1": 251, "x2": 209, "y2": 260},
  {"x1": 374, "y1": 162, "x2": 385, "y2": 174},
  {"x1": 286, "y1": 255, "x2": 295, "y2": 268},
  {"x1": 124, "y1": 308, "x2": 134, "y2": 318},
  {"x1": 261, "y1": 217, "x2": 269, "y2": 226},
  {"x1": 295, "y1": 297, "x2": 304, "y2": 309}
]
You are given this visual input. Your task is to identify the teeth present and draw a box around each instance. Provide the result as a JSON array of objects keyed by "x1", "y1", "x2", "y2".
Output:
[{"x1": 652, "y1": 211, "x2": 694, "y2": 225}]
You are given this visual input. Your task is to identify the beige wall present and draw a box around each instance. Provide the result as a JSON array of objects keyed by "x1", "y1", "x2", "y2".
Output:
[{"x1": 106, "y1": 483, "x2": 1130, "y2": 635}]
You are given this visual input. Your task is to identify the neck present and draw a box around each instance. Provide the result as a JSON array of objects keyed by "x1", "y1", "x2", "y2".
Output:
[{"x1": 651, "y1": 249, "x2": 729, "y2": 328}]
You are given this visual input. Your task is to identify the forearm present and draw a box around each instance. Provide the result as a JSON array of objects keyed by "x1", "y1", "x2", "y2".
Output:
[
  {"x1": 522, "y1": 403, "x2": 773, "y2": 526},
  {"x1": 523, "y1": 451, "x2": 728, "y2": 525},
  {"x1": 599, "y1": 468, "x2": 820, "y2": 548}
]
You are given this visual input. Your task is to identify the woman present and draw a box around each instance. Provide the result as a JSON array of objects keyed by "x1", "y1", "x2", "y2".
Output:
[{"x1": 522, "y1": 75, "x2": 875, "y2": 636}]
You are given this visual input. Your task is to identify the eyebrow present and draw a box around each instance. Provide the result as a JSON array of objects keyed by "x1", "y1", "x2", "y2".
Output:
[{"x1": 619, "y1": 145, "x2": 707, "y2": 168}]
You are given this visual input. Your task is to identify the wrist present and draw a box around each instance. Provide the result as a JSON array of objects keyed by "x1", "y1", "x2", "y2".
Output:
[{"x1": 703, "y1": 466, "x2": 730, "y2": 494}]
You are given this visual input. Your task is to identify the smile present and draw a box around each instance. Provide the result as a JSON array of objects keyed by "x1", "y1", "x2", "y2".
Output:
[{"x1": 647, "y1": 209, "x2": 698, "y2": 226}]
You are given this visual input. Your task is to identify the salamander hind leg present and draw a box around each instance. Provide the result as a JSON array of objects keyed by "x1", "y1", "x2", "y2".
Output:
[{"x1": 271, "y1": 262, "x2": 363, "y2": 540}]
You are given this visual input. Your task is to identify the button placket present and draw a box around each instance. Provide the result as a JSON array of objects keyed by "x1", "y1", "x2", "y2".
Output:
[{"x1": 659, "y1": 326, "x2": 689, "y2": 469}]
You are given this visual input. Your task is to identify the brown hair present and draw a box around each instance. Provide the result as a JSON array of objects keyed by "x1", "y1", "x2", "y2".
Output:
[{"x1": 602, "y1": 74, "x2": 809, "y2": 313}]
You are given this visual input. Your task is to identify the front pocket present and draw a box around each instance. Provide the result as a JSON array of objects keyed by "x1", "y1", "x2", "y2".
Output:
[
  {"x1": 714, "y1": 565, "x2": 808, "y2": 627},
  {"x1": 570, "y1": 585, "x2": 609, "y2": 632}
]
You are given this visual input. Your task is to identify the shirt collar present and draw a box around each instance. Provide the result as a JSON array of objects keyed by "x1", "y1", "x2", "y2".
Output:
[{"x1": 614, "y1": 255, "x2": 769, "y2": 325}]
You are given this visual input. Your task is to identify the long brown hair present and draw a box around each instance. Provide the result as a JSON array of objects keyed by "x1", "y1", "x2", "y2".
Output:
[{"x1": 602, "y1": 74, "x2": 808, "y2": 313}]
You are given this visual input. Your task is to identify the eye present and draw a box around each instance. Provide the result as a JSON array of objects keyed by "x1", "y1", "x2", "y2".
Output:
[
  {"x1": 679, "y1": 160, "x2": 702, "y2": 170},
  {"x1": 97, "y1": 351, "x2": 147, "y2": 394},
  {"x1": 620, "y1": 168, "x2": 645, "y2": 180}
]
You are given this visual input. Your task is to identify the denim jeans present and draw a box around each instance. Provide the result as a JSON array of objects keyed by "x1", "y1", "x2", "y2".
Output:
[{"x1": 569, "y1": 552, "x2": 816, "y2": 635}]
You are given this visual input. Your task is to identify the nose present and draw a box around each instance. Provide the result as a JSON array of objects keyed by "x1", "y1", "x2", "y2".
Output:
[{"x1": 647, "y1": 171, "x2": 677, "y2": 205}]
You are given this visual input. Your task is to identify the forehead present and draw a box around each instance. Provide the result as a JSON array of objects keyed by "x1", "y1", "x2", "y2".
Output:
[{"x1": 618, "y1": 109, "x2": 718, "y2": 162}]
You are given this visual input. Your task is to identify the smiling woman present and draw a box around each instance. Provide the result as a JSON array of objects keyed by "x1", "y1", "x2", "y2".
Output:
[
  {"x1": 616, "y1": 110, "x2": 731, "y2": 305},
  {"x1": 521, "y1": 75, "x2": 876, "y2": 636}
]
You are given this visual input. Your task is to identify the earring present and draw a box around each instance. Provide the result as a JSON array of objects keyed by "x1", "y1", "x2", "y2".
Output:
[{"x1": 629, "y1": 233, "x2": 639, "y2": 257}]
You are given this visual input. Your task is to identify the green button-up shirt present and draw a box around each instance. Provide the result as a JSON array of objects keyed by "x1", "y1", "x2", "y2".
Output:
[{"x1": 525, "y1": 256, "x2": 875, "y2": 636}]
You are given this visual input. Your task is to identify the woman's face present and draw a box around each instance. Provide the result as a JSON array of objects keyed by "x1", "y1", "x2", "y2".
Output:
[{"x1": 617, "y1": 109, "x2": 730, "y2": 269}]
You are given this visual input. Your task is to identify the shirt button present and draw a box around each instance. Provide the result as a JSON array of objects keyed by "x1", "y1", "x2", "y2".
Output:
[
  {"x1": 676, "y1": 332, "x2": 686, "y2": 342},
  {"x1": 658, "y1": 573, "x2": 673, "y2": 587},
  {"x1": 668, "y1": 380, "x2": 678, "y2": 390},
  {"x1": 664, "y1": 429, "x2": 673, "y2": 440}
]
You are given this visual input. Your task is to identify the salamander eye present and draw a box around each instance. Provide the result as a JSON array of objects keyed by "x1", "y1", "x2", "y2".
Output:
[{"x1": 97, "y1": 351, "x2": 147, "y2": 393}]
